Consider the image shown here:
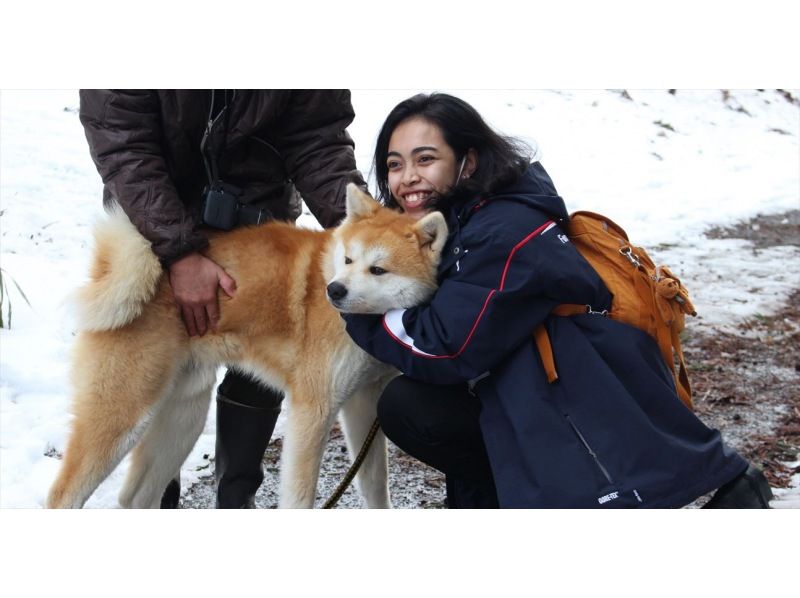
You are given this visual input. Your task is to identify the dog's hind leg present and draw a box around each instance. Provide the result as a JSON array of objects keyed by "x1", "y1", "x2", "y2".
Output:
[
  {"x1": 118, "y1": 363, "x2": 217, "y2": 508},
  {"x1": 46, "y1": 326, "x2": 183, "y2": 509},
  {"x1": 339, "y1": 382, "x2": 391, "y2": 509},
  {"x1": 278, "y1": 386, "x2": 334, "y2": 508}
]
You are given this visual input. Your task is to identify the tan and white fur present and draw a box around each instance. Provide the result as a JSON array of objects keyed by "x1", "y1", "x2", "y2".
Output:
[{"x1": 47, "y1": 185, "x2": 447, "y2": 508}]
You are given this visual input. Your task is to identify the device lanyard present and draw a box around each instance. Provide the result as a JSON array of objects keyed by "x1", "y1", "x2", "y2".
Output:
[{"x1": 200, "y1": 90, "x2": 234, "y2": 188}]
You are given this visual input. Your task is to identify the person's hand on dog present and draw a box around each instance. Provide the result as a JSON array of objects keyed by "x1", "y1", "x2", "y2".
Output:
[{"x1": 168, "y1": 252, "x2": 237, "y2": 336}]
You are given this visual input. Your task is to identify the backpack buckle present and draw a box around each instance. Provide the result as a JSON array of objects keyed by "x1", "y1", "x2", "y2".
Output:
[
  {"x1": 620, "y1": 246, "x2": 641, "y2": 268},
  {"x1": 585, "y1": 305, "x2": 608, "y2": 316}
]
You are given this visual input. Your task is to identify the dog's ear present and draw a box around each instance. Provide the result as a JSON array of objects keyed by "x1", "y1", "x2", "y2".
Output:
[
  {"x1": 344, "y1": 183, "x2": 380, "y2": 222},
  {"x1": 414, "y1": 211, "x2": 448, "y2": 253}
]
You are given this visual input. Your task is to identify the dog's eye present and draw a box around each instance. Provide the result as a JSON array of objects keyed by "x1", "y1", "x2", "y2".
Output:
[
  {"x1": 369, "y1": 266, "x2": 387, "y2": 276},
  {"x1": 345, "y1": 257, "x2": 352, "y2": 265}
]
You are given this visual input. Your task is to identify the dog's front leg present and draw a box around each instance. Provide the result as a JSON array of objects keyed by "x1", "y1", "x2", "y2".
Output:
[{"x1": 278, "y1": 392, "x2": 334, "y2": 508}]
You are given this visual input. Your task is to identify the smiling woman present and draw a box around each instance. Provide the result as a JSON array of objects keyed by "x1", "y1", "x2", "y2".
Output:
[
  {"x1": 373, "y1": 92, "x2": 532, "y2": 220},
  {"x1": 343, "y1": 92, "x2": 773, "y2": 509},
  {"x1": 385, "y1": 117, "x2": 476, "y2": 219}
]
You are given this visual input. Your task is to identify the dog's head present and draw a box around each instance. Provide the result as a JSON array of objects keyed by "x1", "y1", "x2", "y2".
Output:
[{"x1": 325, "y1": 184, "x2": 448, "y2": 314}]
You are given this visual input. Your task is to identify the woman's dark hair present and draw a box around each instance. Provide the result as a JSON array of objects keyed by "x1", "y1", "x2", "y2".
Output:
[{"x1": 373, "y1": 93, "x2": 533, "y2": 213}]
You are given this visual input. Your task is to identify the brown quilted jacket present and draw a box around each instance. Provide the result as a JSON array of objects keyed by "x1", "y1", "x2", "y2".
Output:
[{"x1": 79, "y1": 90, "x2": 365, "y2": 265}]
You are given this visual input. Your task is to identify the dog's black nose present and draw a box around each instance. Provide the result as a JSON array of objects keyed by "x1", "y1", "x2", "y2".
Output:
[{"x1": 327, "y1": 282, "x2": 348, "y2": 301}]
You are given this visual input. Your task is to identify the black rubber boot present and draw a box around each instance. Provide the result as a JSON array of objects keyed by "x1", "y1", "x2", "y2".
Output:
[
  {"x1": 703, "y1": 465, "x2": 774, "y2": 509},
  {"x1": 215, "y1": 372, "x2": 283, "y2": 508},
  {"x1": 160, "y1": 477, "x2": 181, "y2": 509}
]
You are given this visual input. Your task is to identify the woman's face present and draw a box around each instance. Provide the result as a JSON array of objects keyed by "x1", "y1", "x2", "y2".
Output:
[{"x1": 386, "y1": 117, "x2": 475, "y2": 220}]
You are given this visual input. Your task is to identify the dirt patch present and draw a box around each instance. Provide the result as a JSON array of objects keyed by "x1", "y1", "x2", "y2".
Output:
[
  {"x1": 706, "y1": 210, "x2": 800, "y2": 249},
  {"x1": 688, "y1": 210, "x2": 800, "y2": 489},
  {"x1": 686, "y1": 290, "x2": 800, "y2": 489}
]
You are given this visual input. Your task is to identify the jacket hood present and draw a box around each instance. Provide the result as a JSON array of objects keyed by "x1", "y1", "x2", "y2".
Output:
[{"x1": 488, "y1": 161, "x2": 569, "y2": 222}]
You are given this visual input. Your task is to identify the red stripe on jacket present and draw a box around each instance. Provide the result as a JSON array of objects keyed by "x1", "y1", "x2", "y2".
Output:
[{"x1": 382, "y1": 219, "x2": 556, "y2": 359}]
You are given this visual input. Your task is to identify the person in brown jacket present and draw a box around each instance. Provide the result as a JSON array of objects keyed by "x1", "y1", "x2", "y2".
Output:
[{"x1": 79, "y1": 90, "x2": 367, "y2": 507}]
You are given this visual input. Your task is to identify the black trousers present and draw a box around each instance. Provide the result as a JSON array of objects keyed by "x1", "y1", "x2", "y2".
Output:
[{"x1": 377, "y1": 375, "x2": 499, "y2": 508}]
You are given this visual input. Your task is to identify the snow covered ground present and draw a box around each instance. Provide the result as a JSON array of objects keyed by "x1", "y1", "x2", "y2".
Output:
[{"x1": 1, "y1": 89, "x2": 798, "y2": 509}]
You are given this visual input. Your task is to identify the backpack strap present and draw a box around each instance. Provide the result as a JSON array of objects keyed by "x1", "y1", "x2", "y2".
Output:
[
  {"x1": 533, "y1": 305, "x2": 588, "y2": 384},
  {"x1": 533, "y1": 324, "x2": 559, "y2": 383},
  {"x1": 533, "y1": 307, "x2": 694, "y2": 410},
  {"x1": 552, "y1": 304, "x2": 592, "y2": 317},
  {"x1": 653, "y1": 266, "x2": 694, "y2": 409},
  {"x1": 651, "y1": 315, "x2": 693, "y2": 409},
  {"x1": 672, "y1": 327, "x2": 693, "y2": 410},
  {"x1": 533, "y1": 305, "x2": 600, "y2": 384}
]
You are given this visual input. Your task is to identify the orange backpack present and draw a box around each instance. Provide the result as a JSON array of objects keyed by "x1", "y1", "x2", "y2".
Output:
[{"x1": 533, "y1": 211, "x2": 697, "y2": 409}]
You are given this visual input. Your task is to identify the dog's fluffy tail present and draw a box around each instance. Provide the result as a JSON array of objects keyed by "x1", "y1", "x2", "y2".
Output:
[{"x1": 76, "y1": 206, "x2": 164, "y2": 332}]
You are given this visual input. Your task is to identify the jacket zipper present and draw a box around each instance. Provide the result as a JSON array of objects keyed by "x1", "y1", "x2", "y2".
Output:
[{"x1": 564, "y1": 414, "x2": 615, "y2": 485}]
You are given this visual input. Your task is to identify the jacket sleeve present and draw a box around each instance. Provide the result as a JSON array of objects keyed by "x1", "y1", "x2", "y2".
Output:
[
  {"x1": 79, "y1": 90, "x2": 208, "y2": 264},
  {"x1": 271, "y1": 90, "x2": 367, "y2": 229},
  {"x1": 343, "y1": 213, "x2": 608, "y2": 385}
]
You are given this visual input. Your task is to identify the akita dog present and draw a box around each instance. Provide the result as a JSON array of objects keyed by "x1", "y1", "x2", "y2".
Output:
[{"x1": 47, "y1": 185, "x2": 447, "y2": 508}]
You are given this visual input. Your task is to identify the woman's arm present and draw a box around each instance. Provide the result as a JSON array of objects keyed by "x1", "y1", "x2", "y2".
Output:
[{"x1": 344, "y1": 208, "x2": 608, "y2": 385}]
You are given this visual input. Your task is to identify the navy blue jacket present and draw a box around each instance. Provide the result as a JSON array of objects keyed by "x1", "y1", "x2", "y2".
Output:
[{"x1": 345, "y1": 163, "x2": 746, "y2": 508}]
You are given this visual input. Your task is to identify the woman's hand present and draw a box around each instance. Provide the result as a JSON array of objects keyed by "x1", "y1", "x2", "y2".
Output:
[{"x1": 167, "y1": 253, "x2": 237, "y2": 336}]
